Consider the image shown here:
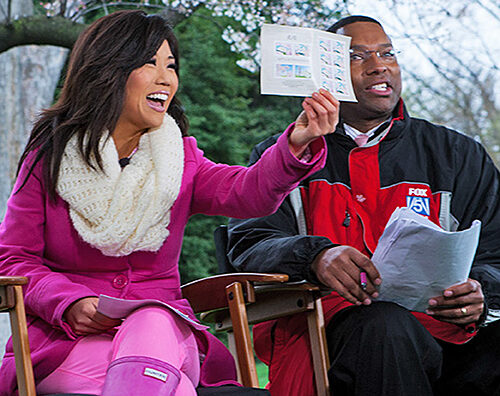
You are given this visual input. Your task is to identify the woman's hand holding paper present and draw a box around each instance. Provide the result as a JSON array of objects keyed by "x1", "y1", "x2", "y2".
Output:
[
  {"x1": 64, "y1": 297, "x2": 122, "y2": 336},
  {"x1": 288, "y1": 88, "x2": 339, "y2": 158}
]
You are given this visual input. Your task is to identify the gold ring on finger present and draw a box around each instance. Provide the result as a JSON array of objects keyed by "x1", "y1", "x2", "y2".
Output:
[{"x1": 460, "y1": 307, "x2": 467, "y2": 315}]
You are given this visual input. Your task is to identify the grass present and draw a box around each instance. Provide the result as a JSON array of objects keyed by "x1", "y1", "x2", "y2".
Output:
[
  {"x1": 206, "y1": 323, "x2": 269, "y2": 389},
  {"x1": 256, "y1": 359, "x2": 269, "y2": 388}
]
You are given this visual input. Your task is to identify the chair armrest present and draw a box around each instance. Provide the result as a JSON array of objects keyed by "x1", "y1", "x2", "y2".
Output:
[
  {"x1": 181, "y1": 273, "x2": 288, "y2": 313},
  {"x1": 0, "y1": 277, "x2": 28, "y2": 311},
  {"x1": 0, "y1": 276, "x2": 28, "y2": 286}
]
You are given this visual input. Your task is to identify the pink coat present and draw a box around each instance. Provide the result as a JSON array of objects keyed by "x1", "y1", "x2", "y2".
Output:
[{"x1": 0, "y1": 126, "x2": 326, "y2": 394}]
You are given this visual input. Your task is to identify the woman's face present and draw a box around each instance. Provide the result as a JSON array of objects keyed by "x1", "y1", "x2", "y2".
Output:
[{"x1": 116, "y1": 40, "x2": 179, "y2": 135}]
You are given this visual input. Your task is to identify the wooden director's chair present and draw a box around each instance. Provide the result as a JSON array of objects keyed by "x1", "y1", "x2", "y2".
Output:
[
  {"x1": 182, "y1": 273, "x2": 331, "y2": 395},
  {"x1": 0, "y1": 229, "x2": 331, "y2": 395},
  {"x1": 182, "y1": 226, "x2": 331, "y2": 395}
]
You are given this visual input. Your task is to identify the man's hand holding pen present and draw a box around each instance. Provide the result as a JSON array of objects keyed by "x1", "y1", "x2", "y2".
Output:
[{"x1": 311, "y1": 245, "x2": 381, "y2": 305}]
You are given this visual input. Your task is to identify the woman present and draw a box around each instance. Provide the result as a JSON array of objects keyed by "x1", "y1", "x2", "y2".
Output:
[{"x1": 0, "y1": 10, "x2": 338, "y2": 396}]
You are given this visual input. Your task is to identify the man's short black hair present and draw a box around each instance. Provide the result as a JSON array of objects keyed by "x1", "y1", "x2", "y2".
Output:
[{"x1": 327, "y1": 15, "x2": 382, "y2": 33}]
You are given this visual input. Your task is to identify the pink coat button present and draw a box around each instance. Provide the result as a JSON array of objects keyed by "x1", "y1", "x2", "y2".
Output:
[{"x1": 112, "y1": 274, "x2": 128, "y2": 289}]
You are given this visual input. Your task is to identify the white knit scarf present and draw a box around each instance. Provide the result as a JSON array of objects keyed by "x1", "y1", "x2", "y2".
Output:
[{"x1": 57, "y1": 114, "x2": 184, "y2": 256}]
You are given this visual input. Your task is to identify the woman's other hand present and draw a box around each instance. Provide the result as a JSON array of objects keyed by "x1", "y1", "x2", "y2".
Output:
[
  {"x1": 288, "y1": 88, "x2": 340, "y2": 158},
  {"x1": 63, "y1": 297, "x2": 122, "y2": 336}
]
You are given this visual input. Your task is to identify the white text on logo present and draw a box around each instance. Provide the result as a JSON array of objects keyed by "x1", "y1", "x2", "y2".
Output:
[{"x1": 408, "y1": 188, "x2": 428, "y2": 197}]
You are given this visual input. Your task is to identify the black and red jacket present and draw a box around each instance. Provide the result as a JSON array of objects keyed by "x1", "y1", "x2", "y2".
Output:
[
  {"x1": 227, "y1": 99, "x2": 500, "y2": 395},
  {"x1": 228, "y1": 99, "x2": 500, "y2": 328}
]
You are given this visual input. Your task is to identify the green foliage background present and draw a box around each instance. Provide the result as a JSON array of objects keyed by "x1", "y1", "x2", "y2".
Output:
[
  {"x1": 174, "y1": 13, "x2": 303, "y2": 381},
  {"x1": 175, "y1": 9, "x2": 303, "y2": 283}
]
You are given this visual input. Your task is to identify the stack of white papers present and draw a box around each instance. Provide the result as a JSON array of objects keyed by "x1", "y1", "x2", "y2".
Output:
[
  {"x1": 260, "y1": 24, "x2": 357, "y2": 101},
  {"x1": 372, "y1": 207, "x2": 481, "y2": 312},
  {"x1": 97, "y1": 295, "x2": 208, "y2": 331}
]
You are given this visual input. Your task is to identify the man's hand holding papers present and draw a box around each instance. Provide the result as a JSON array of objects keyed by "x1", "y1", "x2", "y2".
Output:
[
  {"x1": 372, "y1": 207, "x2": 483, "y2": 325},
  {"x1": 426, "y1": 278, "x2": 485, "y2": 325}
]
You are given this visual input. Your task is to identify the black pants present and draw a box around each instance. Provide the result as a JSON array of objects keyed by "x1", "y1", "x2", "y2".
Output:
[
  {"x1": 197, "y1": 386, "x2": 270, "y2": 395},
  {"x1": 435, "y1": 319, "x2": 500, "y2": 396},
  {"x1": 326, "y1": 302, "x2": 500, "y2": 396}
]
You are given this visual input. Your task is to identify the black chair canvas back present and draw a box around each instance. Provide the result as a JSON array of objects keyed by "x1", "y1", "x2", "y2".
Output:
[{"x1": 213, "y1": 225, "x2": 233, "y2": 274}]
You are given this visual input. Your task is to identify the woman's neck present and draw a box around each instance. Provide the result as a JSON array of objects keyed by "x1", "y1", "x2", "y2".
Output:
[
  {"x1": 112, "y1": 126, "x2": 144, "y2": 159},
  {"x1": 114, "y1": 138, "x2": 139, "y2": 159}
]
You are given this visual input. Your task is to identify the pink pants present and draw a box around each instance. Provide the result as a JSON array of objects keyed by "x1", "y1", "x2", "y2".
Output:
[{"x1": 37, "y1": 307, "x2": 200, "y2": 395}]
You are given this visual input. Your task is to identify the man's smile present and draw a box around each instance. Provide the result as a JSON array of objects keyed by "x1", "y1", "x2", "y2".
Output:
[{"x1": 365, "y1": 81, "x2": 393, "y2": 96}]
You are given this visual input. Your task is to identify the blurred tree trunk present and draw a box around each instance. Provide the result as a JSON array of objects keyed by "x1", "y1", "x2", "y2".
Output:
[
  {"x1": 0, "y1": 0, "x2": 68, "y2": 359},
  {"x1": 0, "y1": 15, "x2": 84, "y2": 52},
  {"x1": 0, "y1": 0, "x2": 68, "y2": 218}
]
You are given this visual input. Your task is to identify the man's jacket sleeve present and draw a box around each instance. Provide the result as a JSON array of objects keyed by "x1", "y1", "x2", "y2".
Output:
[
  {"x1": 227, "y1": 135, "x2": 335, "y2": 282},
  {"x1": 452, "y1": 139, "x2": 500, "y2": 322}
]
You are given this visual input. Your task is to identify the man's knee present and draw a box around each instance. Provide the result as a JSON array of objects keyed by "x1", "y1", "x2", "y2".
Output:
[
  {"x1": 326, "y1": 302, "x2": 442, "y2": 365},
  {"x1": 325, "y1": 302, "x2": 442, "y2": 395},
  {"x1": 328, "y1": 302, "x2": 428, "y2": 336}
]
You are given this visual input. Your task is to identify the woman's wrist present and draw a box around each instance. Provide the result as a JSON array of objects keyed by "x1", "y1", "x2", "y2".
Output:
[{"x1": 288, "y1": 133, "x2": 315, "y2": 159}]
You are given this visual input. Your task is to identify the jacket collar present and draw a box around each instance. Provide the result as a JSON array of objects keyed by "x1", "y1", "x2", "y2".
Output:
[{"x1": 332, "y1": 98, "x2": 410, "y2": 147}]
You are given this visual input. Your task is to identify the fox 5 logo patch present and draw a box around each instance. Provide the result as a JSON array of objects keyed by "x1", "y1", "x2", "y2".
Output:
[{"x1": 406, "y1": 195, "x2": 430, "y2": 216}]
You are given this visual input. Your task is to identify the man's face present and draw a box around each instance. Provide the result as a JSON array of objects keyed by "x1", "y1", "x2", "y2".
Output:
[{"x1": 338, "y1": 22, "x2": 402, "y2": 125}]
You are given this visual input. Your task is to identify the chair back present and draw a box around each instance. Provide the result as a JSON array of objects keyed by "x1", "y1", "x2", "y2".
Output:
[{"x1": 213, "y1": 225, "x2": 234, "y2": 274}]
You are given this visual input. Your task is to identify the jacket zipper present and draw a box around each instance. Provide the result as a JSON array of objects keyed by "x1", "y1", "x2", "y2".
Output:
[{"x1": 342, "y1": 210, "x2": 351, "y2": 227}]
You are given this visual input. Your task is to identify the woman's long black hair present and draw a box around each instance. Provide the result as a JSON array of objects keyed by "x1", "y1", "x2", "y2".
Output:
[{"x1": 17, "y1": 10, "x2": 188, "y2": 200}]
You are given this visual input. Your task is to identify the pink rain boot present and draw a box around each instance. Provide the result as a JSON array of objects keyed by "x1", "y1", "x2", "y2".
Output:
[{"x1": 101, "y1": 356, "x2": 181, "y2": 396}]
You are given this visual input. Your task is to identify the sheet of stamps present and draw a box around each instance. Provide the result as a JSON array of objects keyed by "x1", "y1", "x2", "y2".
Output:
[{"x1": 261, "y1": 24, "x2": 357, "y2": 101}]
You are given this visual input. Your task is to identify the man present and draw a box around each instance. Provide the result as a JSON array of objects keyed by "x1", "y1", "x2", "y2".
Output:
[{"x1": 227, "y1": 15, "x2": 500, "y2": 396}]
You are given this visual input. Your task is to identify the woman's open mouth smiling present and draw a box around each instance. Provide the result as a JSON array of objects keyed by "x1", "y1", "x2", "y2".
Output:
[{"x1": 146, "y1": 92, "x2": 169, "y2": 112}]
